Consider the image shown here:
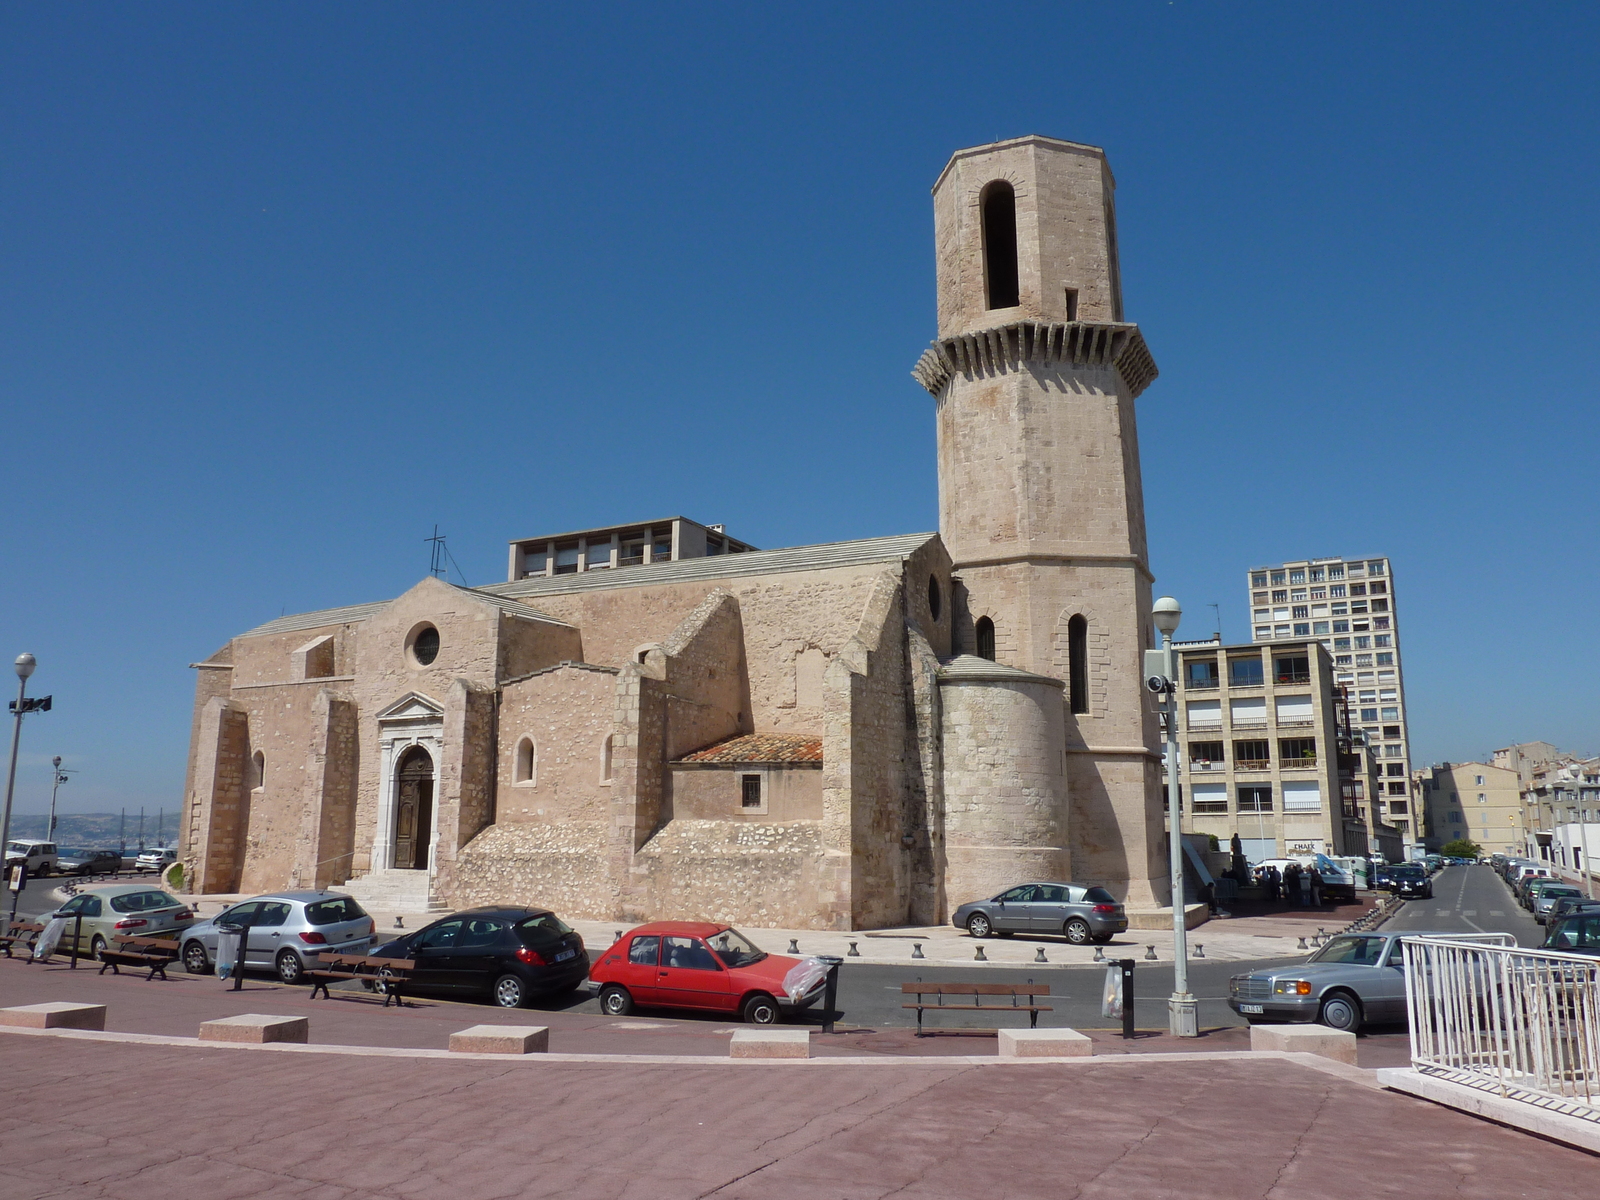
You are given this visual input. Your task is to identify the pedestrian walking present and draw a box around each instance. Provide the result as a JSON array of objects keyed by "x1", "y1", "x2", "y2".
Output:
[
  {"x1": 1298, "y1": 865, "x2": 1312, "y2": 907},
  {"x1": 1283, "y1": 862, "x2": 1301, "y2": 906},
  {"x1": 1265, "y1": 865, "x2": 1281, "y2": 903},
  {"x1": 1309, "y1": 868, "x2": 1324, "y2": 908}
]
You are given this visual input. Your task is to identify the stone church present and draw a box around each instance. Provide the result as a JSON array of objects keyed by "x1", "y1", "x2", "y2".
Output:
[{"x1": 180, "y1": 135, "x2": 1169, "y2": 929}]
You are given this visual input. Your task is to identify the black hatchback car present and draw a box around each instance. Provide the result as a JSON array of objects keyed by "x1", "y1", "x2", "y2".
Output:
[
  {"x1": 370, "y1": 906, "x2": 589, "y2": 1008},
  {"x1": 1388, "y1": 865, "x2": 1433, "y2": 900}
]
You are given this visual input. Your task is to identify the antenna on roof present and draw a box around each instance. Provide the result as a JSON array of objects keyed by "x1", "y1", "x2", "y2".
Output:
[
  {"x1": 1209, "y1": 602, "x2": 1222, "y2": 643},
  {"x1": 427, "y1": 525, "x2": 449, "y2": 579},
  {"x1": 426, "y1": 525, "x2": 469, "y2": 585}
]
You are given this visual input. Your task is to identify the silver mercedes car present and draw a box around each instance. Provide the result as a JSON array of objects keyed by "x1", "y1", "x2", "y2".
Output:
[{"x1": 1229, "y1": 930, "x2": 1510, "y2": 1032}]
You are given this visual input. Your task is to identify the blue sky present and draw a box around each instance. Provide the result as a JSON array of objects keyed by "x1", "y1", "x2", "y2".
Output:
[{"x1": 3, "y1": 4, "x2": 1597, "y2": 816}]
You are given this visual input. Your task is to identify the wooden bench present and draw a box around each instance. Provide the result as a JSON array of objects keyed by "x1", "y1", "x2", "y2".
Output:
[
  {"x1": 305, "y1": 954, "x2": 416, "y2": 1008},
  {"x1": 902, "y1": 982, "x2": 1052, "y2": 1036},
  {"x1": 97, "y1": 935, "x2": 180, "y2": 980},
  {"x1": 0, "y1": 921, "x2": 43, "y2": 960}
]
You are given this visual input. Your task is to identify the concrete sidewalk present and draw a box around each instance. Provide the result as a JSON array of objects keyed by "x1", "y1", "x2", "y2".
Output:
[{"x1": 1, "y1": 1032, "x2": 1590, "y2": 1199}]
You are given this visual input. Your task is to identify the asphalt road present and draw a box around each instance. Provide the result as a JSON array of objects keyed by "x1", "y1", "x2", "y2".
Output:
[{"x1": 1383, "y1": 862, "x2": 1545, "y2": 947}]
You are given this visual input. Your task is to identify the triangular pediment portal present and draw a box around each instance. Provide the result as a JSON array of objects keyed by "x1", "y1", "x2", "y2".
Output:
[{"x1": 376, "y1": 691, "x2": 446, "y2": 723}]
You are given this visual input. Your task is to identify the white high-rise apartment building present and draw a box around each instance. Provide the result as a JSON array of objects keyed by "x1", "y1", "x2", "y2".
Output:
[{"x1": 1245, "y1": 556, "x2": 1413, "y2": 843}]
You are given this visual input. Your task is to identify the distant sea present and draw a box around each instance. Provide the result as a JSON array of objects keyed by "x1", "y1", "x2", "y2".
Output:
[{"x1": 6, "y1": 813, "x2": 176, "y2": 850}]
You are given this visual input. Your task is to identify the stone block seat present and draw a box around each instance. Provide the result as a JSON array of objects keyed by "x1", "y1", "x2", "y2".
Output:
[
  {"x1": 449, "y1": 1025, "x2": 550, "y2": 1054},
  {"x1": 0, "y1": 1002, "x2": 107, "y2": 1031},
  {"x1": 998, "y1": 1027, "x2": 1093, "y2": 1058},
  {"x1": 729, "y1": 1028, "x2": 811, "y2": 1059},
  {"x1": 199, "y1": 1014, "x2": 310, "y2": 1044},
  {"x1": 1250, "y1": 1022, "x2": 1357, "y2": 1065}
]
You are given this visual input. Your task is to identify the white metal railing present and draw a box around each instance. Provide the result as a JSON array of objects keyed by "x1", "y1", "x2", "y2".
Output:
[{"x1": 1403, "y1": 935, "x2": 1600, "y2": 1117}]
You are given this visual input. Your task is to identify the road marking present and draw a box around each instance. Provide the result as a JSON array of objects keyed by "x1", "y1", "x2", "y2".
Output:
[
  {"x1": 1461, "y1": 910, "x2": 1476, "y2": 917},
  {"x1": 1490, "y1": 910, "x2": 1504, "y2": 917}
]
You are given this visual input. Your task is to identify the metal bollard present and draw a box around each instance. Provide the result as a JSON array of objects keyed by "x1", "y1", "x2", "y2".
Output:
[
  {"x1": 1121, "y1": 959, "x2": 1137, "y2": 1039},
  {"x1": 787, "y1": 938, "x2": 799, "y2": 954},
  {"x1": 1034, "y1": 947, "x2": 1048, "y2": 963},
  {"x1": 1144, "y1": 944, "x2": 1157, "y2": 961},
  {"x1": 817, "y1": 955, "x2": 844, "y2": 1034},
  {"x1": 1194, "y1": 944, "x2": 1205, "y2": 958},
  {"x1": 847, "y1": 941, "x2": 860, "y2": 957},
  {"x1": 911, "y1": 942, "x2": 923, "y2": 959},
  {"x1": 395, "y1": 916, "x2": 405, "y2": 929},
  {"x1": 1296, "y1": 936, "x2": 1309, "y2": 950},
  {"x1": 974, "y1": 944, "x2": 987, "y2": 961},
  {"x1": 1093, "y1": 945, "x2": 1105, "y2": 962}
]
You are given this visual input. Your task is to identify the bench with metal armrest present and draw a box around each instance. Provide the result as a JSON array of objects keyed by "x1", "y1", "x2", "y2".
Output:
[
  {"x1": 0, "y1": 921, "x2": 44, "y2": 960},
  {"x1": 98, "y1": 935, "x2": 181, "y2": 980},
  {"x1": 901, "y1": 982, "x2": 1053, "y2": 1035},
  {"x1": 304, "y1": 954, "x2": 416, "y2": 1007}
]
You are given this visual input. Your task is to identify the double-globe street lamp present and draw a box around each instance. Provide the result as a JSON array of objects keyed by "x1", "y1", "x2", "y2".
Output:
[{"x1": 1147, "y1": 596, "x2": 1197, "y2": 1038}]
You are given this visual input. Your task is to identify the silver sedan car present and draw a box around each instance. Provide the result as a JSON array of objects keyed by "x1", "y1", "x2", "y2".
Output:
[
  {"x1": 952, "y1": 882, "x2": 1128, "y2": 945},
  {"x1": 1228, "y1": 930, "x2": 1507, "y2": 1032},
  {"x1": 180, "y1": 891, "x2": 374, "y2": 984}
]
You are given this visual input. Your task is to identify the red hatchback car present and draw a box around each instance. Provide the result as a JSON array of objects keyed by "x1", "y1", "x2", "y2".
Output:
[{"x1": 588, "y1": 922, "x2": 827, "y2": 1024}]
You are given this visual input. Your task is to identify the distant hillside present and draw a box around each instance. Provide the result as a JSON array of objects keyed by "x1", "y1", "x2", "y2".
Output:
[{"x1": 6, "y1": 813, "x2": 177, "y2": 850}]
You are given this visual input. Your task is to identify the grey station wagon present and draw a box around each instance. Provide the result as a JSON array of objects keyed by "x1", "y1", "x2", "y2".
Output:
[{"x1": 952, "y1": 882, "x2": 1128, "y2": 945}]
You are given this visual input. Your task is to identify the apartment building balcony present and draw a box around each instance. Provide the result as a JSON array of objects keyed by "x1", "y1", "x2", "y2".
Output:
[{"x1": 1235, "y1": 759, "x2": 1272, "y2": 772}]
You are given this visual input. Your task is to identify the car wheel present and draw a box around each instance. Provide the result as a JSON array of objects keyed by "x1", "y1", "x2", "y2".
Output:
[
  {"x1": 275, "y1": 950, "x2": 305, "y2": 985},
  {"x1": 742, "y1": 993, "x2": 781, "y2": 1025},
  {"x1": 1319, "y1": 992, "x2": 1362, "y2": 1033},
  {"x1": 966, "y1": 913, "x2": 992, "y2": 939},
  {"x1": 493, "y1": 973, "x2": 529, "y2": 1009},
  {"x1": 90, "y1": 935, "x2": 107, "y2": 961},
  {"x1": 599, "y1": 985, "x2": 634, "y2": 1016},
  {"x1": 1063, "y1": 919, "x2": 1092, "y2": 945},
  {"x1": 183, "y1": 941, "x2": 211, "y2": 975}
]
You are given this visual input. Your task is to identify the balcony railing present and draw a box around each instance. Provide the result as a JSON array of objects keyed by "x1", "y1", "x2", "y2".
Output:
[
  {"x1": 1281, "y1": 757, "x2": 1319, "y2": 769},
  {"x1": 1235, "y1": 759, "x2": 1272, "y2": 771},
  {"x1": 1185, "y1": 677, "x2": 1220, "y2": 690},
  {"x1": 1275, "y1": 672, "x2": 1312, "y2": 684}
]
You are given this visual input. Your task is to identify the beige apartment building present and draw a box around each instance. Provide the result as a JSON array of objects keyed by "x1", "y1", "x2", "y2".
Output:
[
  {"x1": 1167, "y1": 639, "x2": 1358, "y2": 862},
  {"x1": 1418, "y1": 762, "x2": 1524, "y2": 855},
  {"x1": 1246, "y1": 556, "x2": 1413, "y2": 849}
]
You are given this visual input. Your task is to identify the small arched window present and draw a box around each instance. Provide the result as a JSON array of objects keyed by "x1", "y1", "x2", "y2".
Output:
[
  {"x1": 514, "y1": 736, "x2": 537, "y2": 786},
  {"x1": 928, "y1": 575, "x2": 942, "y2": 622},
  {"x1": 981, "y1": 181, "x2": 1019, "y2": 310},
  {"x1": 1068, "y1": 614, "x2": 1089, "y2": 715},
  {"x1": 975, "y1": 617, "x2": 996, "y2": 661},
  {"x1": 600, "y1": 734, "x2": 614, "y2": 783},
  {"x1": 252, "y1": 750, "x2": 265, "y2": 790}
]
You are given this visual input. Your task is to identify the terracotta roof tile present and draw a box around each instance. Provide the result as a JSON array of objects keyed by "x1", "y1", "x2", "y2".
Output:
[{"x1": 676, "y1": 734, "x2": 823, "y2": 765}]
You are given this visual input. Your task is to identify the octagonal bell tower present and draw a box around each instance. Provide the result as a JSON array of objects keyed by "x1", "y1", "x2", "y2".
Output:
[{"x1": 913, "y1": 135, "x2": 1168, "y2": 910}]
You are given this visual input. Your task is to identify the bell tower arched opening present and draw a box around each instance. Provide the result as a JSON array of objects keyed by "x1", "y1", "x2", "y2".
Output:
[{"x1": 980, "y1": 181, "x2": 1019, "y2": 310}]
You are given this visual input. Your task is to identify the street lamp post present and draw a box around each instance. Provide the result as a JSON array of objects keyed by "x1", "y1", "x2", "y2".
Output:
[
  {"x1": 1150, "y1": 596, "x2": 1197, "y2": 1038},
  {"x1": 1, "y1": 654, "x2": 38, "y2": 865},
  {"x1": 48, "y1": 756, "x2": 68, "y2": 841}
]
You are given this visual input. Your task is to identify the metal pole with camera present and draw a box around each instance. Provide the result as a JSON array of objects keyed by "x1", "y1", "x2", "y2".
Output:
[
  {"x1": 1146, "y1": 598, "x2": 1197, "y2": 1037},
  {"x1": 3, "y1": 654, "x2": 53, "y2": 890}
]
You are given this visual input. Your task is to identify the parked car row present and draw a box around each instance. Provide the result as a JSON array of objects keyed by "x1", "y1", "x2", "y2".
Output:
[
  {"x1": 4, "y1": 839, "x2": 178, "y2": 878},
  {"x1": 41, "y1": 883, "x2": 824, "y2": 1024}
]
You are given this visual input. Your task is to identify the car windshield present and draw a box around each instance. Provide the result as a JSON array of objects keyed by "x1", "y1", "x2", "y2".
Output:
[
  {"x1": 1308, "y1": 935, "x2": 1385, "y2": 966},
  {"x1": 306, "y1": 897, "x2": 368, "y2": 926},
  {"x1": 6, "y1": 842, "x2": 33, "y2": 855},
  {"x1": 707, "y1": 927, "x2": 767, "y2": 967},
  {"x1": 1391, "y1": 867, "x2": 1424, "y2": 878},
  {"x1": 109, "y1": 890, "x2": 182, "y2": 914}
]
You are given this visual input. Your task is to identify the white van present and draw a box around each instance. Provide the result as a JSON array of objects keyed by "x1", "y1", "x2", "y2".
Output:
[
  {"x1": 1253, "y1": 853, "x2": 1357, "y2": 903},
  {"x1": 4, "y1": 840, "x2": 59, "y2": 878}
]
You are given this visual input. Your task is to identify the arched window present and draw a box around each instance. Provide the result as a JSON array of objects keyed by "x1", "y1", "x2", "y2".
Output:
[
  {"x1": 1068, "y1": 614, "x2": 1089, "y2": 715},
  {"x1": 514, "y1": 736, "x2": 537, "y2": 786},
  {"x1": 981, "y1": 181, "x2": 1019, "y2": 310},
  {"x1": 927, "y1": 575, "x2": 942, "y2": 622},
  {"x1": 600, "y1": 734, "x2": 614, "y2": 783},
  {"x1": 975, "y1": 617, "x2": 996, "y2": 661},
  {"x1": 252, "y1": 750, "x2": 265, "y2": 790}
]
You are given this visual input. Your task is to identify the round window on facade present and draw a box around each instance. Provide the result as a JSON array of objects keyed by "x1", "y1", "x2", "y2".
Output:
[
  {"x1": 928, "y1": 575, "x2": 943, "y2": 622},
  {"x1": 408, "y1": 623, "x2": 440, "y2": 667}
]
